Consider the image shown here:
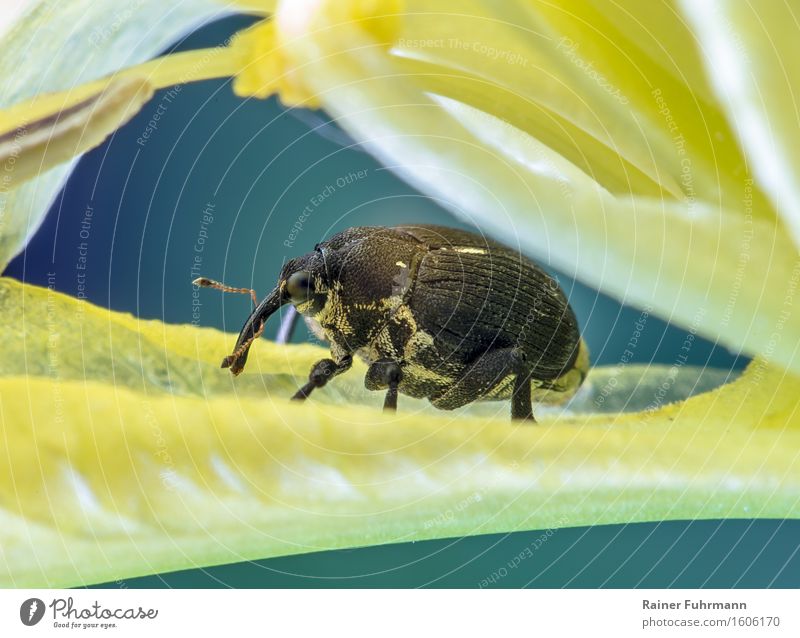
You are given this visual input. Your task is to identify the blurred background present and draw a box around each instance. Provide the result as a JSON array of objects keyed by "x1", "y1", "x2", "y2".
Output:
[{"x1": 6, "y1": 15, "x2": 797, "y2": 588}]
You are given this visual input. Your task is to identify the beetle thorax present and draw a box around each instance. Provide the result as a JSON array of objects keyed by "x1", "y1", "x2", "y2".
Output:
[{"x1": 302, "y1": 276, "x2": 408, "y2": 354}]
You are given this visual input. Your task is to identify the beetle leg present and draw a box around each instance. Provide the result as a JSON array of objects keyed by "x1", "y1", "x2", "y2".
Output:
[
  {"x1": 275, "y1": 305, "x2": 300, "y2": 344},
  {"x1": 383, "y1": 384, "x2": 400, "y2": 411},
  {"x1": 431, "y1": 347, "x2": 535, "y2": 422},
  {"x1": 291, "y1": 354, "x2": 353, "y2": 401},
  {"x1": 364, "y1": 360, "x2": 404, "y2": 412},
  {"x1": 511, "y1": 373, "x2": 535, "y2": 422}
]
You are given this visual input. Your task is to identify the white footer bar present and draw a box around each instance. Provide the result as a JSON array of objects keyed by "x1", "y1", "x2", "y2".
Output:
[{"x1": 0, "y1": 589, "x2": 795, "y2": 637}]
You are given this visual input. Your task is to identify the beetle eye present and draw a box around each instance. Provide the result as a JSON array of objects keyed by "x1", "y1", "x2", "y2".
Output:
[{"x1": 286, "y1": 271, "x2": 313, "y2": 300}]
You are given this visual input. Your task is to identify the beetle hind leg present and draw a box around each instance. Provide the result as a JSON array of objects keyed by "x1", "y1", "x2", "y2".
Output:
[
  {"x1": 431, "y1": 347, "x2": 535, "y2": 422},
  {"x1": 511, "y1": 373, "x2": 535, "y2": 422},
  {"x1": 365, "y1": 360, "x2": 404, "y2": 412}
]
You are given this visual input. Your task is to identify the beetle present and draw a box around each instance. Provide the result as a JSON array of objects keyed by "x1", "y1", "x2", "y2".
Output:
[{"x1": 195, "y1": 225, "x2": 588, "y2": 421}]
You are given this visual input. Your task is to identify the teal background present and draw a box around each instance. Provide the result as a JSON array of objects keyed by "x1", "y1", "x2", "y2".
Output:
[
  {"x1": 110, "y1": 520, "x2": 800, "y2": 588},
  {"x1": 6, "y1": 16, "x2": 796, "y2": 588}
]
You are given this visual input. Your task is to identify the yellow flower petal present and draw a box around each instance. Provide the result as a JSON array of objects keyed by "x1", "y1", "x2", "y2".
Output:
[
  {"x1": 0, "y1": 0, "x2": 229, "y2": 269},
  {"x1": 680, "y1": 0, "x2": 800, "y2": 251},
  {"x1": 379, "y1": 0, "x2": 774, "y2": 220},
  {"x1": 231, "y1": 19, "x2": 320, "y2": 105},
  {"x1": 0, "y1": 77, "x2": 153, "y2": 189},
  {"x1": 232, "y1": 0, "x2": 403, "y2": 106},
  {"x1": 1, "y1": 278, "x2": 798, "y2": 587},
  {"x1": 225, "y1": 0, "x2": 278, "y2": 15},
  {"x1": 1, "y1": 0, "x2": 798, "y2": 588},
  {"x1": 267, "y1": 0, "x2": 800, "y2": 374}
]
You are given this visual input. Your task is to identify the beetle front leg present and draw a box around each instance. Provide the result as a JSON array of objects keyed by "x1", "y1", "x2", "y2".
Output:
[
  {"x1": 291, "y1": 354, "x2": 353, "y2": 401},
  {"x1": 364, "y1": 359, "x2": 404, "y2": 412}
]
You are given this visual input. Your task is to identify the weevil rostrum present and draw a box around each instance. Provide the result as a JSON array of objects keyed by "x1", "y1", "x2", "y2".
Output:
[{"x1": 195, "y1": 225, "x2": 589, "y2": 421}]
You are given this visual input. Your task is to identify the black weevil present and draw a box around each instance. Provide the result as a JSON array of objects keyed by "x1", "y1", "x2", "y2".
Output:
[{"x1": 195, "y1": 225, "x2": 588, "y2": 421}]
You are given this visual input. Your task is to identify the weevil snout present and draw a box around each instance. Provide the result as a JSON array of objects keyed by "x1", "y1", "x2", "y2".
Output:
[
  {"x1": 218, "y1": 285, "x2": 287, "y2": 375},
  {"x1": 194, "y1": 253, "x2": 330, "y2": 375}
]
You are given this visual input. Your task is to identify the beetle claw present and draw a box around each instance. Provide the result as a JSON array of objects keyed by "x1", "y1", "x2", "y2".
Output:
[{"x1": 221, "y1": 356, "x2": 245, "y2": 376}]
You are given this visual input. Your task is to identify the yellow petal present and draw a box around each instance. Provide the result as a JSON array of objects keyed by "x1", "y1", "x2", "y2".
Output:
[
  {"x1": 0, "y1": 37, "x2": 250, "y2": 193},
  {"x1": 1, "y1": 277, "x2": 798, "y2": 587},
  {"x1": 680, "y1": 0, "x2": 800, "y2": 251},
  {"x1": 1, "y1": 1, "x2": 797, "y2": 588},
  {"x1": 231, "y1": 19, "x2": 320, "y2": 105},
  {"x1": 0, "y1": 0, "x2": 32, "y2": 41},
  {"x1": 376, "y1": 0, "x2": 775, "y2": 220},
  {"x1": 226, "y1": 0, "x2": 278, "y2": 14},
  {"x1": 0, "y1": 77, "x2": 154, "y2": 189},
  {"x1": 0, "y1": 0, "x2": 229, "y2": 269},
  {"x1": 266, "y1": 8, "x2": 800, "y2": 374}
]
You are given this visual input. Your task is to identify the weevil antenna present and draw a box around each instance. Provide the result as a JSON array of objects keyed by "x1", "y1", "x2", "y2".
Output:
[
  {"x1": 193, "y1": 277, "x2": 258, "y2": 307},
  {"x1": 221, "y1": 319, "x2": 266, "y2": 370},
  {"x1": 222, "y1": 286, "x2": 288, "y2": 375}
]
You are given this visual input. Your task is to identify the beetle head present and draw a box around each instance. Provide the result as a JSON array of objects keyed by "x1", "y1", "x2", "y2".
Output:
[
  {"x1": 278, "y1": 251, "x2": 330, "y2": 317},
  {"x1": 222, "y1": 250, "x2": 330, "y2": 375}
]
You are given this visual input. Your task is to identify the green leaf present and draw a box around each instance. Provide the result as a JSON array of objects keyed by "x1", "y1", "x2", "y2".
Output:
[{"x1": 1, "y1": 278, "x2": 797, "y2": 587}]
